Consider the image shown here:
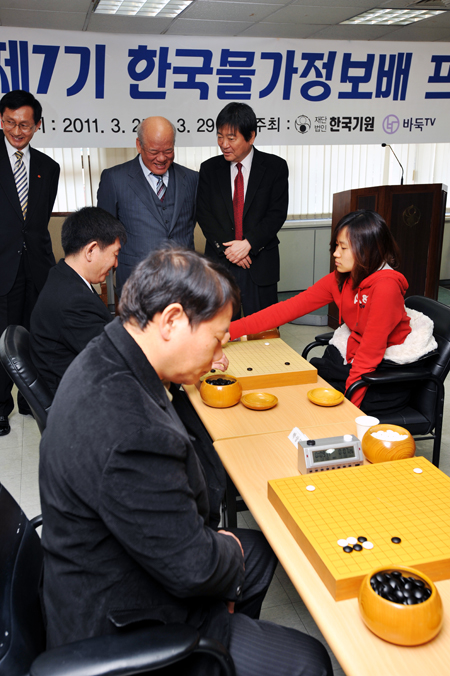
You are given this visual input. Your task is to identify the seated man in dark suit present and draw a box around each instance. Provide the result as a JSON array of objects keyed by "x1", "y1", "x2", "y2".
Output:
[
  {"x1": 29, "y1": 207, "x2": 126, "y2": 394},
  {"x1": 39, "y1": 247, "x2": 332, "y2": 676}
]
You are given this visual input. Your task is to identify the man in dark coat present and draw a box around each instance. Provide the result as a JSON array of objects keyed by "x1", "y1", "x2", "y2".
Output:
[
  {"x1": 29, "y1": 207, "x2": 127, "y2": 395},
  {"x1": 0, "y1": 90, "x2": 60, "y2": 434},
  {"x1": 197, "y1": 102, "x2": 288, "y2": 319},
  {"x1": 39, "y1": 248, "x2": 332, "y2": 676},
  {"x1": 97, "y1": 116, "x2": 198, "y2": 294}
]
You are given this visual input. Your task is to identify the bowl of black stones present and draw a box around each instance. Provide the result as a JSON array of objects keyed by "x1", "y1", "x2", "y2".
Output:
[
  {"x1": 200, "y1": 374, "x2": 243, "y2": 408},
  {"x1": 358, "y1": 565, "x2": 443, "y2": 645}
]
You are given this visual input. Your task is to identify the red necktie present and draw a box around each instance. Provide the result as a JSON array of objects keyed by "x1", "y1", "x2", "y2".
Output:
[{"x1": 233, "y1": 162, "x2": 244, "y2": 240}]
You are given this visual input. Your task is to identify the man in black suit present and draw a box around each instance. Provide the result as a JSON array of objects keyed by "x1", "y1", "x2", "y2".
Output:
[
  {"x1": 197, "y1": 103, "x2": 288, "y2": 319},
  {"x1": 0, "y1": 90, "x2": 60, "y2": 434},
  {"x1": 39, "y1": 247, "x2": 332, "y2": 676},
  {"x1": 29, "y1": 207, "x2": 127, "y2": 395}
]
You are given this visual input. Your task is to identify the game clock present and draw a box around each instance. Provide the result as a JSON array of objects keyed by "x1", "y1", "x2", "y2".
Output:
[{"x1": 298, "y1": 435, "x2": 364, "y2": 474}]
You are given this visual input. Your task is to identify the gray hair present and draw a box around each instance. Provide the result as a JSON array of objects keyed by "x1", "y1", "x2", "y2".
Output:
[{"x1": 119, "y1": 246, "x2": 240, "y2": 329}]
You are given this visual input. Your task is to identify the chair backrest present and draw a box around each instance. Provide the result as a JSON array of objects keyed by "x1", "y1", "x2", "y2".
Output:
[
  {"x1": 0, "y1": 484, "x2": 46, "y2": 676},
  {"x1": 0, "y1": 326, "x2": 53, "y2": 434},
  {"x1": 405, "y1": 296, "x2": 450, "y2": 421}
]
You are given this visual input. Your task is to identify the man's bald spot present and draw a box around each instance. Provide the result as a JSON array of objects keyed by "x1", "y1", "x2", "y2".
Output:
[{"x1": 138, "y1": 116, "x2": 175, "y2": 146}]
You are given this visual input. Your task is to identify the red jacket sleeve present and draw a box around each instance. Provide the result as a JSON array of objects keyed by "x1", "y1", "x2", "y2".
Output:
[{"x1": 229, "y1": 273, "x2": 337, "y2": 340}]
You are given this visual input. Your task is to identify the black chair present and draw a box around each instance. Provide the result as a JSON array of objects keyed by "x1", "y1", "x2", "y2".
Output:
[
  {"x1": 0, "y1": 325, "x2": 53, "y2": 434},
  {"x1": 0, "y1": 482, "x2": 235, "y2": 676},
  {"x1": 302, "y1": 296, "x2": 450, "y2": 467}
]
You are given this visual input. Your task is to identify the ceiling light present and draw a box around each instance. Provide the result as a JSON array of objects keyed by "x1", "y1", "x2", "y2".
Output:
[
  {"x1": 341, "y1": 8, "x2": 445, "y2": 25},
  {"x1": 94, "y1": 0, "x2": 193, "y2": 18}
]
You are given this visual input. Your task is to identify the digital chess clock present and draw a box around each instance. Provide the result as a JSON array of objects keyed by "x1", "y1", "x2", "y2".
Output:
[{"x1": 298, "y1": 434, "x2": 364, "y2": 474}]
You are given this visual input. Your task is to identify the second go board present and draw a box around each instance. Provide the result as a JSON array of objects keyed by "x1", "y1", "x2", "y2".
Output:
[
  {"x1": 204, "y1": 338, "x2": 317, "y2": 389},
  {"x1": 268, "y1": 457, "x2": 450, "y2": 600}
]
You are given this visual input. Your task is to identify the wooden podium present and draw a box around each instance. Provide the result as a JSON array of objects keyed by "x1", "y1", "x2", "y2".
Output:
[{"x1": 329, "y1": 184, "x2": 447, "y2": 327}]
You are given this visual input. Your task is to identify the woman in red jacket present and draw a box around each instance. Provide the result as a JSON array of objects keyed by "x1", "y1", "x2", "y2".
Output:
[{"x1": 229, "y1": 210, "x2": 436, "y2": 412}]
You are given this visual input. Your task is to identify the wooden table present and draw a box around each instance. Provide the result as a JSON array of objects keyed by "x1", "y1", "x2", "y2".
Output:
[
  {"x1": 183, "y1": 377, "x2": 361, "y2": 442},
  {"x1": 184, "y1": 377, "x2": 361, "y2": 527},
  {"x1": 214, "y1": 426, "x2": 450, "y2": 676}
]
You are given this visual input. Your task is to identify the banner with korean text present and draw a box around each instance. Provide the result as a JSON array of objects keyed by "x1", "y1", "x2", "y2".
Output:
[{"x1": 0, "y1": 26, "x2": 448, "y2": 148}]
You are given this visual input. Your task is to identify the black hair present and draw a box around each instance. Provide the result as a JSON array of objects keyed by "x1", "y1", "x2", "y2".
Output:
[
  {"x1": 119, "y1": 246, "x2": 240, "y2": 329},
  {"x1": 331, "y1": 210, "x2": 400, "y2": 290},
  {"x1": 61, "y1": 207, "x2": 127, "y2": 256},
  {"x1": 0, "y1": 90, "x2": 42, "y2": 124},
  {"x1": 216, "y1": 102, "x2": 257, "y2": 141}
]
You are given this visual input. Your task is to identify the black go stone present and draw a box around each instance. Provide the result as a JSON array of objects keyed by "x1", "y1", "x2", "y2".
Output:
[
  {"x1": 343, "y1": 546, "x2": 353, "y2": 553},
  {"x1": 285, "y1": 362, "x2": 290, "y2": 365},
  {"x1": 206, "y1": 378, "x2": 235, "y2": 386},
  {"x1": 353, "y1": 544, "x2": 363, "y2": 551},
  {"x1": 370, "y1": 570, "x2": 432, "y2": 605},
  {"x1": 247, "y1": 367, "x2": 253, "y2": 371},
  {"x1": 391, "y1": 537, "x2": 402, "y2": 544},
  {"x1": 357, "y1": 536, "x2": 367, "y2": 543}
]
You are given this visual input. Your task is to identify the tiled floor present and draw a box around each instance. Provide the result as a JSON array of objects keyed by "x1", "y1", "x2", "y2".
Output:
[{"x1": 2, "y1": 320, "x2": 450, "y2": 676}]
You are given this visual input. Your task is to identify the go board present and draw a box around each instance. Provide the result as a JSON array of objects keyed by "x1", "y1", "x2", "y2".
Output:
[
  {"x1": 268, "y1": 457, "x2": 450, "y2": 600},
  {"x1": 203, "y1": 338, "x2": 317, "y2": 389}
]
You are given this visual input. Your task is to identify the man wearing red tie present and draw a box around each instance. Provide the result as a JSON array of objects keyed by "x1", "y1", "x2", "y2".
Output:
[
  {"x1": 197, "y1": 102, "x2": 289, "y2": 319},
  {"x1": 0, "y1": 90, "x2": 60, "y2": 435}
]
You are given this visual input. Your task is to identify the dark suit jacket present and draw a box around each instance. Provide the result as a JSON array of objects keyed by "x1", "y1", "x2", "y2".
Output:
[
  {"x1": 97, "y1": 157, "x2": 198, "y2": 290},
  {"x1": 196, "y1": 148, "x2": 288, "y2": 286},
  {"x1": 29, "y1": 260, "x2": 112, "y2": 394},
  {"x1": 40, "y1": 319, "x2": 244, "y2": 658},
  {"x1": 0, "y1": 131, "x2": 60, "y2": 295}
]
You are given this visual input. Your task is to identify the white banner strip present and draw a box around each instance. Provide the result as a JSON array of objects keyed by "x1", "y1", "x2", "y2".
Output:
[{"x1": 0, "y1": 27, "x2": 449, "y2": 147}]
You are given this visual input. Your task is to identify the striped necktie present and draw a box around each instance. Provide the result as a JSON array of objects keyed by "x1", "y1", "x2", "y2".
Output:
[
  {"x1": 156, "y1": 175, "x2": 166, "y2": 201},
  {"x1": 13, "y1": 151, "x2": 28, "y2": 219}
]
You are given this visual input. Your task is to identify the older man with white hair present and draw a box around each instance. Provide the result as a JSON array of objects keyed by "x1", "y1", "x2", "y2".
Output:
[{"x1": 97, "y1": 116, "x2": 198, "y2": 293}]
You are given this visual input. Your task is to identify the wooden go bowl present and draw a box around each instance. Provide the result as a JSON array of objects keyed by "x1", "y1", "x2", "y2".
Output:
[
  {"x1": 358, "y1": 565, "x2": 443, "y2": 645},
  {"x1": 200, "y1": 375, "x2": 242, "y2": 408},
  {"x1": 362, "y1": 423, "x2": 415, "y2": 464}
]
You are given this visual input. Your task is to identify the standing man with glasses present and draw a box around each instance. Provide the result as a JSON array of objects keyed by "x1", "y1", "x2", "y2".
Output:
[
  {"x1": 0, "y1": 90, "x2": 60, "y2": 435},
  {"x1": 97, "y1": 116, "x2": 198, "y2": 294}
]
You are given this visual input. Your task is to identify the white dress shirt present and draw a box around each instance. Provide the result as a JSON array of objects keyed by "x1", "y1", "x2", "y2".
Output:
[
  {"x1": 5, "y1": 135, "x2": 31, "y2": 183},
  {"x1": 77, "y1": 272, "x2": 95, "y2": 291},
  {"x1": 139, "y1": 154, "x2": 170, "y2": 194}
]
